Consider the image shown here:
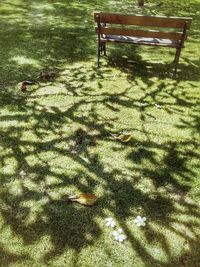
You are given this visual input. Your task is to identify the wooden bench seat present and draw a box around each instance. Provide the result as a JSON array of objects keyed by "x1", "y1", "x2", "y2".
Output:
[
  {"x1": 100, "y1": 35, "x2": 179, "y2": 47},
  {"x1": 94, "y1": 12, "x2": 192, "y2": 77}
]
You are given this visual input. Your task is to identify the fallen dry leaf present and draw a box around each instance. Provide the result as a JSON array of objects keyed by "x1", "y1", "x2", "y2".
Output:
[
  {"x1": 116, "y1": 134, "x2": 132, "y2": 142},
  {"x1": 19, "y1": 81, "x2": 35, "y2": 92},
  {"x1": 111, "y1": 133, "x2": 132, "y2": 143},
  {"x1": 39, "y1": 70, "x2": 57, "y2": 81},
  {"x1": 68, "y1": 193, "x2": 97, "y2": 206}
]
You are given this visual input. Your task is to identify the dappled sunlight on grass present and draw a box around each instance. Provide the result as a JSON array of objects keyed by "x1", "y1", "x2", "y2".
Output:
[
  {"x1": 0, "y1": 0, "x2": 200, "y2": 266},
  {"x1": 1, "y1": 60, "x2": 200, "y2": 266},
  {"x1": 11, "y1": 56, "x2": 42, "y2": 68}
]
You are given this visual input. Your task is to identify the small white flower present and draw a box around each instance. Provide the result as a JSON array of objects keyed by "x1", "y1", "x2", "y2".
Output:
[
  {"x1": 112, "y1": 228, "x2": 126, "y2": 242},
  {"x1": 112, "y1": 230, "x2": 118, "y2": 237},
  {"x1": 140, "y1": 102, "x2": 148, "y2": 107},
  {"x1": 117, "y1": 234, "x2": 127, "y2": 242},
  {"x1": 19, "y1": 170, "x2": 26, "y2": 177},
  {"x1": 105, "y1": 217, "x2": 116, "y2": 228},
  {"x1": 71, "y1": 149, "x2": 77, "y2": 154},
  {"x1": 134, "y1": 216, "x2": 147, "y2": 227},
  {"x1": 155, "y1": 103, "x2": 161, "y2": 109}
]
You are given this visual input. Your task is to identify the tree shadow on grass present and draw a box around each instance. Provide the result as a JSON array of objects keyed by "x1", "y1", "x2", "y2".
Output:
[
  {"x1": 0, "y1": 62, "x2": 200, "y2": 266},
  {"x1": 0, "y1": 0, "x2": 96, "y2": 85},
  {"x1": 0, "y1": 245, "x2": 30, "y2": 267},
  {"x1": 0, "y1": 0, "x2": 200, "y2": 266},
  {"x1": 105, "y1": 45, "x2": 200, "y2": 82}
]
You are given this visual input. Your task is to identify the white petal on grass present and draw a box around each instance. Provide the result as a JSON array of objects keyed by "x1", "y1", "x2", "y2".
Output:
[
  {"x1": 134, "y1": 216, "x2": 147, "y2": 227},
  {"x1": 114, "y1": 233, "x2": 126, "y2": 242},
  {"x1": 112, "y1": 230, "x2": 118, "y2": 237},
  {"x1": 105, "y1": 217, "x2": 116, "y2": 228},
  {"x1": 112, "y1": 229, "x2": 127, "y2": 242},
  {"x1": 117, "y1": 234, "x2": 126, "y2": 242},
  {"x1": 19, "y1": 170, "x2": 26, "y2": 177},
  {"x1": 105, "y1": 218, "x2": 113, "y2": 223},
  {"x1": 155, "y1": 103, "x2": 161, "y2": 109}
]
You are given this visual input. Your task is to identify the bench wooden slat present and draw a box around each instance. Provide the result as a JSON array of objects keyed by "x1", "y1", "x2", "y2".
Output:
[
  {"x1": 94, "y1": 12, "x2": 192, "y2": 29},
  {"x1": 101, "y1": 37, "x2": 179, "y2": 48},
  {"x1": 97, "y1": 27, "x2": 186, "y2": 41}
]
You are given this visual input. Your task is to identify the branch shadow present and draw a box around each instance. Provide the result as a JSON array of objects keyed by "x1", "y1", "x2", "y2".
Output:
[{"x1": 0, "y1": 0, "x2": 200, "y2": 266}]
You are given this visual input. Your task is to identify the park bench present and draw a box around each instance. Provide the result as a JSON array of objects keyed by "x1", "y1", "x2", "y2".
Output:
[{"x1": 94, "y1": 12, "x2": 192, "y2": 77}]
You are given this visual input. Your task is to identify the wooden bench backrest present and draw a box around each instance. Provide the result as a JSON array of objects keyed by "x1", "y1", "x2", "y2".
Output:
[
  {"x1": 94, "y1": 12, "x2": 192, "y2": 29},
  {"x1": 94, "y1": 12, "x2": 192, "y2": 41}
]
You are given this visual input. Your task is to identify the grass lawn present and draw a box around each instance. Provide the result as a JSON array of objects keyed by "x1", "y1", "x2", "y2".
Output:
[{"x1": 0, "y1": 0, "x2": 200, "y2": 266}]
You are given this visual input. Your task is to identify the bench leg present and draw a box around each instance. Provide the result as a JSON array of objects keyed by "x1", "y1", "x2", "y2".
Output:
[
  {"x1": 97, "y1": 43, "x2": 106, "y2": 67},
  {"x1": 173, "y1": 48, "x2": 181, "y2": 78},
  {"x1": 103, "y1": 43, "x2": 106, "y2": 56},
  {"x1": 97, "y1": 42, "x2": 101, "y2": 68}
]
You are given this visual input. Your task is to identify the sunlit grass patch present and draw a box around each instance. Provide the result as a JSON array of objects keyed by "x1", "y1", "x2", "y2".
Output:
[{"x1": 0, "y1": 0, "x2": 200, "y2": 266}]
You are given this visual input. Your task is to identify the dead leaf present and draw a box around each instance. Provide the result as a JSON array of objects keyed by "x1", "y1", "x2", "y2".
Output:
[
  {"x1": 111, "y1": 133, "x2": 132, "y2": 143},
  {"x1": 21, "y1": 82, "x2": 27, "y2": 92},
  {"x1": 19, "y1": 81, "x2": 35, "y2": 92},
  {"x1": 39, "y1": 71, "x2": 57, "y2": 81},
  {"x1": 68, "y1": 193, "x2": 97, "y2": 206}
]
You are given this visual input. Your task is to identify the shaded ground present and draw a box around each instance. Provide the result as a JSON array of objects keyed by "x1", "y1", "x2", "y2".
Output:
[{"x1": 0, "y1": 0, "x2": 200, "y2": 266}]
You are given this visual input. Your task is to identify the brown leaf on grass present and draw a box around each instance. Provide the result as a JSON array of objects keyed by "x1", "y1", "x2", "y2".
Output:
[
  {"x1": 111, "y1": 133, "x2": 132, "y2": 143},
  {"x1": 21, "y1": 82, "x2": 27, "y2": 92},
  {"x1": 19, "y1": 81, "x2": 35, "y2": 92},
  {"x1": 68, "y1": 193, "x2": 97, "y2": 206},
  {"x1": 39, "y1": 70, "x2": 57, "y2": 81},
  {"x1": 116, "y1": 134, "x2": 132, "y2": 142}
]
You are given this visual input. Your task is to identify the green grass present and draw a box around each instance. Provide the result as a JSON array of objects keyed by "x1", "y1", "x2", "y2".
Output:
[{"x1": 0, "y1": 0, "x2": 200, "y2": 266}]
